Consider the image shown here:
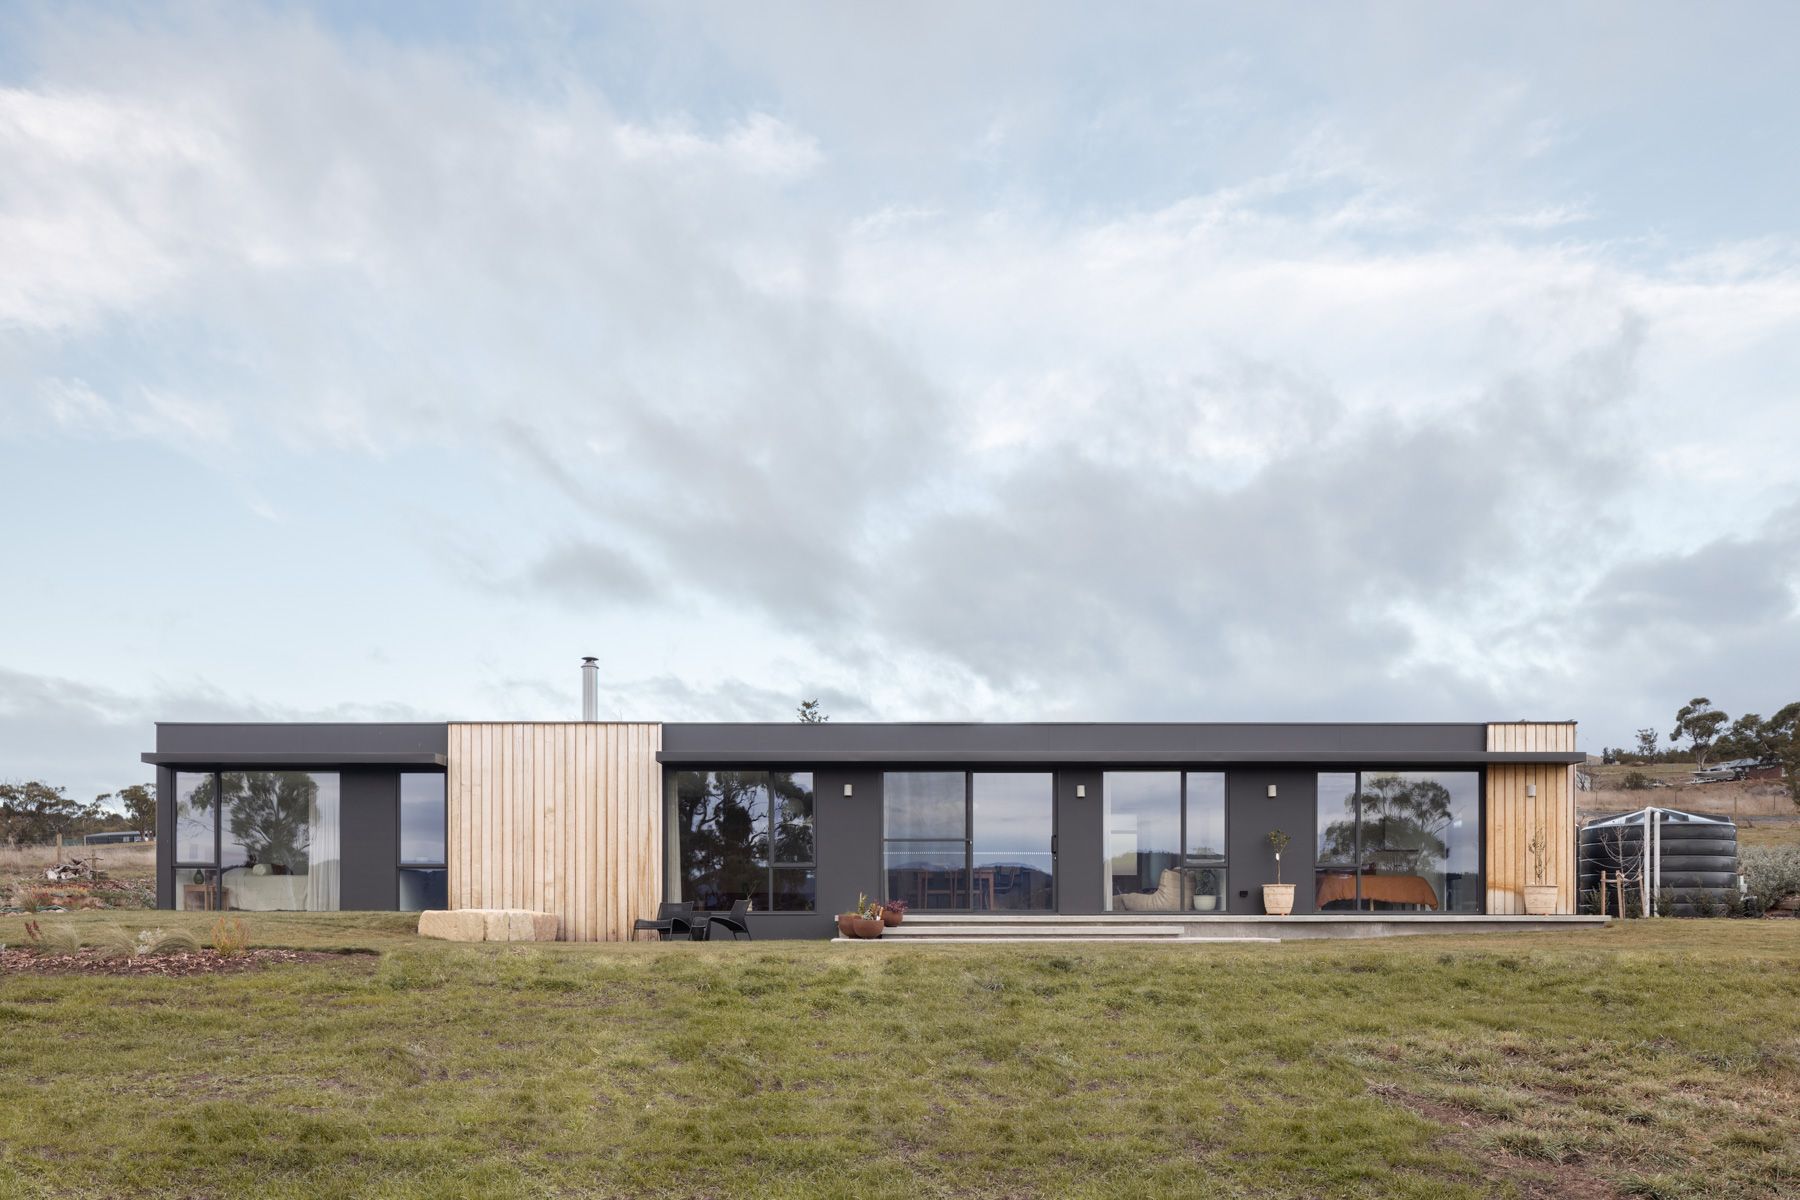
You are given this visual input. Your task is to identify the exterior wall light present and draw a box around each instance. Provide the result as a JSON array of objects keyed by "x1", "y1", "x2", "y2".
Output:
[
  {"x1": 1267, "y1": 784, "x2": 1278, "y2": 798},
  {"x1": 1526, "y1": 784, "x2": 1537, "y2": 798},
  {"x1": 843, "y1": 783, "x2": 854, "y2": 797},
  {"x1": 1075, "y1": 784, "x2": 1086, "y2": 798}
]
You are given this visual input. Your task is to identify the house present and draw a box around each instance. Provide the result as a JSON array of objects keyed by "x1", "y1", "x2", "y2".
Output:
[{"x1": 146, "y1": 700, "x2": 1586, "y2": 939}]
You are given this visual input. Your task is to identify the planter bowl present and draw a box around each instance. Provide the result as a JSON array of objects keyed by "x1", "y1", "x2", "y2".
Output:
[
  {"x1": 837, "y1": 914, "x2": 884, "y2": 939},
  {"x1": 1262, "y1": 883, "x2": 1296, "y2": 916},
  {"x1": 880, "y1": 907, "x2": 904, "y2": 927},
  {"x1": 1523, "y1": 883, "x2": 1558, "y2": 916},
  {"x1": 1192, "y1": 895, "x2": 1218, "y2": 912}
]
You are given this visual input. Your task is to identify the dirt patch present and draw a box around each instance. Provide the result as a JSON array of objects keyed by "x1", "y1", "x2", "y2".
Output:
[
  {"x1": 0, "y1": 947, "x2": 344, "y2": 977},
  {"x1": 1369, "y1": 1082, "x2": 1623, "y2": 1200}
]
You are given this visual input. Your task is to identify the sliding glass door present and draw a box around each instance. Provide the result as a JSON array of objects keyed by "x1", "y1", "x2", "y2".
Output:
[{"x1": 884, "y1": 771, "x2": 1054, "y2": 911}]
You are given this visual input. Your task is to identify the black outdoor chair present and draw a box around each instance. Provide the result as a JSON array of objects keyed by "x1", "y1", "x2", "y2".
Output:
[
  {"x1": 706, "y1": 899, "x2": 753, "y2": 942},
  {"x1": 633, "y1": 901, "x2": 697, "y2": 941}
]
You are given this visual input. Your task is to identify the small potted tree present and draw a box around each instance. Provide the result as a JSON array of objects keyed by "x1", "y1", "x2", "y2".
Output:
[
  {"x1": 1524, "y1": 823, "x2": 1558, "y2": 916},
  {"x1": 1262, "y1": 829, "x2": 1295, "y2": 916}
]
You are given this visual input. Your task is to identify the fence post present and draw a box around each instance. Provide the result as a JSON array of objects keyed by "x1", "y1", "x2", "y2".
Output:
[{"x1": 55, "y1": 832, "x2": 63, "y2": 864}]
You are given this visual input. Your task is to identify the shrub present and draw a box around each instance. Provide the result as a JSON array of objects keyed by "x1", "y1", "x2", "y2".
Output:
[
  {"x1": 1690, "y1": 891, "x2": 1721, "y2": 918},
  {"x1": 134, "y1": 928, "x2": 200, "y2": 957},
  {"x1": 1621, "y1": 771, "x2": 1652, "y2": 791},
  {"x1": 210, "y1": 916, "x2": 250, "y2": 957},
  {"x1": 22, "y1": 920, "x2": 81, "y2": 956},
  {"x1": 1741, "y1": 847, "x2": 1800, "y2": 912},
  {"x1": 1654, "y1": 889, "x2": 1675, "y2": 918}
]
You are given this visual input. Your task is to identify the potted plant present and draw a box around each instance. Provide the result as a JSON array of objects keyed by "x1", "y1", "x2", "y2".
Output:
[
  {"x1": 836, "y1": 893, "x2": 886, "y2": 939},
  {"x1": 1191, "y1": 869, "x2": 1219, "y2": 912},
  {"x1": 1262, "y1": 829, "x2": 1295, "y2": 916},
  {"x1": 1524, "y1": 822, "x2": 1558, "y2": 916},
  {"x1": 879, "y1": 897, "x2": 908, "y2": 927}
]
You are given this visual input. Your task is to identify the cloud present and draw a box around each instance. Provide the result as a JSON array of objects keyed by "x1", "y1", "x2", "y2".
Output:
[{"x1": 0, "y1": 1, "x2": 1796, "y2": 779}]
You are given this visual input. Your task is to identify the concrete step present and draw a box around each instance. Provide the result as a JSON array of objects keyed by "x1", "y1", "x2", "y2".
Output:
[
  {"x1": 833, "y1": 934, "x2": 1281, "y2": 944},
  {"x1": 884, "y1": 921, "x2": 1179, "y2": 938}
]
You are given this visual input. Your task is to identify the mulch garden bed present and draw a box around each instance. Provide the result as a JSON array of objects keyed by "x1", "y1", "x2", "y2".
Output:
[{"x1": 0, "y1": 947, "x2": 341, "y2": 977}]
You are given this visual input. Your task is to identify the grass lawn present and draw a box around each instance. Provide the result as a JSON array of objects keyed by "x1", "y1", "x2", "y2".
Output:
[{"x1": 2, "y1": 915, "x2": 1797, "y2": 1199}]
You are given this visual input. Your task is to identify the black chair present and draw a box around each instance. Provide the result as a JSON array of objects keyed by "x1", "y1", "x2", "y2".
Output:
[
  {"x1": 706, "y1": 899, "x2": 753, "y2": 942},
  {"x1": 633, "y1": 901, "x2": 697, "y2": 941}
]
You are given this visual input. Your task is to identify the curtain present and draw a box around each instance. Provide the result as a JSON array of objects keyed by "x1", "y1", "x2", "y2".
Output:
[{"x1": 305, "y1": 774, "x2": 341, "y2": 911}]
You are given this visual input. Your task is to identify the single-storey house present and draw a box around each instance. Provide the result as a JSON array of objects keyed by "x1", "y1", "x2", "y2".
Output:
[{"x1": 147, "y1": 705, "x2": 1584, "y2": 939}]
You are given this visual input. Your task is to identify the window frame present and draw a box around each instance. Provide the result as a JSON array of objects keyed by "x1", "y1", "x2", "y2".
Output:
[
  {"x1": 884, "y1": 769, "x2": 1057, "y2": 912},
  {"x1": 668, "y1": 768, "x2": 818, "y2": 912},
  {"x1": 1313, "y1": 766, "x2": 1487, "y2": 913},
  {"x1": 1101, "y1": 770, "x2": 1228, "y2": 912}
]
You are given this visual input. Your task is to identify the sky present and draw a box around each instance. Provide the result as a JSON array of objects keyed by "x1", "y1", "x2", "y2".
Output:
[{"x1": 2, "y1": 1, "x2": 1798, "y2": 804}]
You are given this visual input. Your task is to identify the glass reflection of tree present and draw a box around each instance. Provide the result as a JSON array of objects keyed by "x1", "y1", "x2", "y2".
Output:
[
  {"x1": 188, "y1": 771, "x2": 315, "y2": 869},
  {"x1": 1343, "y1": 775, "x2": 1452, "y2": 875},
  {"x1": 768, "y1": 772, "x2": 814, "y2": 863},
  {"x1": 676, "y1": 771, "x2": 769, "y2": 906}
]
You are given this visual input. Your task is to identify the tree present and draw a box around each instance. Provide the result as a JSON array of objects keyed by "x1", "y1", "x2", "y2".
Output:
[
  {"x1": 116, "y1": 783, "x2": 157, "y2": 839},
  {"x1": 0, "y1": 780, "x2": 90, "y2": 846},
  {"x1": 796, "y1": 699, "x2": 829, "y2": 724},
  {"x1": 1670, "y1": 697, "x2": 1729, "y2": 768},
  {"x1": 1634, "y1": 728, "x2": 1660, "y2": 758},
  {"x1": 1715, "y1": 713, "x2": 1769, "y2": 763},
  {"x1": 1761, "y1": 702, "x2": 1800, "y2": 810}
]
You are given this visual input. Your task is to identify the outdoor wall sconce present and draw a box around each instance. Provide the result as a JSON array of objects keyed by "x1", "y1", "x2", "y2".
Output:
[
  {"x1": 1526, "y1": 784, "x2": 1537, "y2": 798},
  {"x1": 843, "y1": 783, "x2": 854, "y2": 797},
  {"x1": 1267, "y1": 784, "x2": 1278, "y2": 798},
  {"x1": 1075, "y1": 784, "x2": 1086, "y2": 798}
]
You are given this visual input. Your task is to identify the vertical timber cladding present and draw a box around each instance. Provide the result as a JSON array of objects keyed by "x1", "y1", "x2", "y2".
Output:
[
  {"x1": 1484, "y1": 722, "x2": 1578, "y2": 915},
  {"x1": 446, "y1": 723, "x2": 663, "y2": 941}
]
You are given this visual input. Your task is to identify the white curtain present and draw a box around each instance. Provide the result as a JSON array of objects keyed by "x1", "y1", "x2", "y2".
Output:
[{"x1": 305, "y1": 774, "x2": 341, "y2": 911}]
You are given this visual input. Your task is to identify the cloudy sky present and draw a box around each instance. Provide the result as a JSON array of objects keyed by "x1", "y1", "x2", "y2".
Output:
[{"x1": 3, "y1": 1, "x2": 1798, "y2": 802}]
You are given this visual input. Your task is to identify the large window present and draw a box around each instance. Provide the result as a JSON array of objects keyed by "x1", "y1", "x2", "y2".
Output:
[
  {"x1": 170, "y1": 770, "x2": 340, "y2": 911},
  {"x1": 885, "y1": 771, "x2": 1054, "y2": 911},
  {"x1": 399, "y1": 773, "x2": 448, "y2": 911},
  {"x1": 671, "y1": 770, "x2": 816, "y2": 911},
  {"x1": 1105, "y1": 772, "x2": 1227, "y2": 912},
  {"x1": 1315, "y1": 770, "x2": 1481, "y2": 912}
]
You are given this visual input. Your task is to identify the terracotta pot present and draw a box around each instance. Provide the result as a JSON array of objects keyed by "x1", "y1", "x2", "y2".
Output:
[
  {"x1": 1262, "y1": 883, "x2": 1296, "y2": 916},
  {"x1": 837, "y1": 914, "x2": 884, "y2": 939},
  {"x1": 880, "y1": 907, "x2": 904, "y2": 927},
  {"x1": 1523, "y1": 884, "x2": 1558, "y2": 916}
]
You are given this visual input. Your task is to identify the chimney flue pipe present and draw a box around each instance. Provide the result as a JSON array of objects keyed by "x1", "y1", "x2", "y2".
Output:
[{"x1": 581, "y1": 656, "x2": 598, "y2": 721}]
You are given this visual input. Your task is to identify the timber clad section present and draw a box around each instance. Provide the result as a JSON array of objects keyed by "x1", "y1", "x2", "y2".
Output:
[
  {"x1": 1484, "y1": 723, "x2": 1578, "y2": 915},
  {"x1": 447, "y1": 723, "x2": 663, "y2": 942}
]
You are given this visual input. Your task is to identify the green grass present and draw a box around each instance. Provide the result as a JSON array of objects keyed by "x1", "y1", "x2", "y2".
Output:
[{"x1": 2, "y1": 915, "x2": 1797, "y2": 1199}]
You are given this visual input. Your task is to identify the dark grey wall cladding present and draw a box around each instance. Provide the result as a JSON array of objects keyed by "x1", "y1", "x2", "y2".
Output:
[
  {"x1": 339, "y1": 770, "x2": 400, "y2": 910},
  {"x1": 155, "y1": 722, "x2": 448, "y2": 755},
  {"x1": 660, "y1": 721, "x2": 1488, "y2": 760}
]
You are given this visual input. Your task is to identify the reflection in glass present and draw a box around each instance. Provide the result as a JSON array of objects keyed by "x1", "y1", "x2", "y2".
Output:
[
  {"x1": 213, "y1": 771, "x2": 340, "y2": 911},
  {"x1": 883, "y1": 772, "x2": 966, "y2": 838},
  {"x1": 399, "y1": 868, "x2": 448, "y2": 912},
  {"x1": 971, "y1": 773, "x2": 1053, "y2": 910},
  {"x1": 1104, "y1": 772, "x2": 1181, "y2": 911},
  {"x1": 400, "y1": 774, "x2": 447, "y2": 864},
  {"x1": 1314, "y1": 770, "x2": 1481, "y2": 912},
  {"x1": 1358, "y1": 771, "x2": 1480, "y2": 912},
  {"x1": 1185, "y1": 773, "x2": 1228, "y2": 912},
  {"x1": 1315, "y1": 771, "x2": 1362, "y2": 910},
  {"x1": 173, "y1": 771, "x2": 215, "y2": 863},
  {"x1": 671, "y1": 770, "x2": 814, "y2": 912},
  {"x1": 885, "y1": 841, "x2": 968, "y2": 910}
]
